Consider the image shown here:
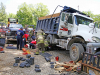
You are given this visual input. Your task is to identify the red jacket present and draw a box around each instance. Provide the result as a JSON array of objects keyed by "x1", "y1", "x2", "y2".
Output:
[
  {"x1": 31, "y1": 40, "x2": 36, "y2": 44},
  {"x1": 23, "y1": 34, "x2": 29, "y2": 41}
]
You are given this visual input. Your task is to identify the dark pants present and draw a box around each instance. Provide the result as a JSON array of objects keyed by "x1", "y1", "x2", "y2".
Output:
[
  {"x1": 17, "y1": 36, "x2": 22, "y2": 50},
  {"x1": 29, "y1": 43, "x2": 35, "y2": 49},
  {"x1": 22, "y1": 39, "x2": 26, "y2": 48}
]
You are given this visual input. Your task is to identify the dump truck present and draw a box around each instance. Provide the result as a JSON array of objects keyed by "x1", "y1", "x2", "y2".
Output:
[{"x1": 35, "y1": 6, "x2": 100, "y2": 62}]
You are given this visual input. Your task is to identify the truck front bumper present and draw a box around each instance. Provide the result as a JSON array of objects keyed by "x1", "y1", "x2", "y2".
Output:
[
  {"x1": 6, "y1": 36, "x2": 17, "y2": 41},
  {"x1": 86, "y1": 43, "x2": 100, "y2": 54}
]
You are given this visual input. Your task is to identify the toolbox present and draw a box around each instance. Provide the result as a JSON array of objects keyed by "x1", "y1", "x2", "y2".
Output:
[{"x1": 82, "y1": 52, "x2": 100, "y2": 75}]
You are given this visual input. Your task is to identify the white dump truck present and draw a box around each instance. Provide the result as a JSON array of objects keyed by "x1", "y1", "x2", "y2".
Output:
[{"x1": 35, "y1": 6, "x2": 100, "y2": 62}]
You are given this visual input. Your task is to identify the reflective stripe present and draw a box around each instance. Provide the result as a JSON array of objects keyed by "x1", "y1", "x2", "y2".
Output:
[{"x1": 44, "y1": 40, "x2": 49, "y2": 47}]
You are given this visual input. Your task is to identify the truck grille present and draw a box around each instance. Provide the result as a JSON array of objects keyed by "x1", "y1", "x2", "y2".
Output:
[{"x1": 11, "y1": 31, "x2": 16, "y2": 36}]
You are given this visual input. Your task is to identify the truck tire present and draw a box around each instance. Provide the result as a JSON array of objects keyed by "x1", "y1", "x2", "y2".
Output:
[
  {"x1": 70, "y1": 43, "x2": 84, "y2": 62},
  {"x1": 46, "y1": 34, "x2": 52, "y2": 44}
]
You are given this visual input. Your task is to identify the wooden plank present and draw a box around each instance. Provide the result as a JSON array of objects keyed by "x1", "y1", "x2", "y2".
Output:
[
  {"x1": 82, "y1": 63, "x2": 100, "y2": 72},
  {"x1": 38, "y1": 13, "x2": 60, "y2": 20}
]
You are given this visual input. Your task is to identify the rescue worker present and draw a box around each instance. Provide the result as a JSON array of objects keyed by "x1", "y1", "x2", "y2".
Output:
[
  {"x1": 29, "y1": 39, "x2": 36, "y2": 49},
  {"x1": 16, "y1": 27, "x2": 24, "y2": 50},
  {"x1": 35, "y1": 29, "x2": 45, "y2": 54},
  {"x1": 22, "y1": 32, "x2": 29, "y2": 47}
]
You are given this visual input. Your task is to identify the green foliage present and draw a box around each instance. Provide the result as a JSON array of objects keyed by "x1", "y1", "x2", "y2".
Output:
[
  {"x1": 83, "y1": 11, "x2": 100, "y2": 26},
  {"x1": 0, "y1": 2, "x2": 7, "y2": 23},
  {"x1": 82, "y1": 11, "x2": 100, "y2": 22},
  {"x1": 16, "y1": 2, "x2": 33, "y2": 27},
  {"x1": 7, "y1": 13, "x2": 17, "y2": 19},
  {"x1": 16, "y1": 2, "x2": 49, "y2": 28},
  {"x1": 32, "y1": 3, "x2": 49, "y2": 26},
  {"x1": 83, "y1": 11, "x2": 94, "y2": 19}
]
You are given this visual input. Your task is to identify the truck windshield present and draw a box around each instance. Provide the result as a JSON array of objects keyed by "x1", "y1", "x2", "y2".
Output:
[
  {"x1": 9, "y1": 24, "x2": 23, "y2": 28},
  {"x1": 75, "y1": 15, "x2": 93, "y2": 25}
]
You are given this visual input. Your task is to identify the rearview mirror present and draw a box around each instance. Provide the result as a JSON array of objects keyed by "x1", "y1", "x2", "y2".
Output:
[{"x1": 89, "y1": 23, "x2": 94, "y2": 28}]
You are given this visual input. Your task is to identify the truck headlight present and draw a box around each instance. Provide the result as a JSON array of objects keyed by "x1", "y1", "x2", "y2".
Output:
[{"x1": 92, "y1": 36, "x2": 100, "y2": 42}]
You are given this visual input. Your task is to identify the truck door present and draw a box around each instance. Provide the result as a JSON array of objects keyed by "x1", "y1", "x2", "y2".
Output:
[{"x1": 58, "y1": 12, "x2": 73, "y2": 37}]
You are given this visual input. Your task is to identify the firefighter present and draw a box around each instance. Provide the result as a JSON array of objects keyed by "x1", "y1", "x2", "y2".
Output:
[
  {"x1": 16, "y1": 27, "x2": 24, "y2": 50},
  {"x1": 35, "y1": 29, "x2": 45, "y2": 54}
]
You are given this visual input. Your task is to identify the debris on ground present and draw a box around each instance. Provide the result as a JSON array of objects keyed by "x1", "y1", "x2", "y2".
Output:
[
  {"x1": 0, "y1": 44, "x2": 89, "y2": 75},
  {"x1": 13, "y1": 54, "x2": 34, "y2": 68}
]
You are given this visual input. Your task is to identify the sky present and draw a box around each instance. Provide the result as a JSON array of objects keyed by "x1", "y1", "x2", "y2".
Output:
[{"x1": 0, "y1": 0, "x2": 100, "y2": 15}]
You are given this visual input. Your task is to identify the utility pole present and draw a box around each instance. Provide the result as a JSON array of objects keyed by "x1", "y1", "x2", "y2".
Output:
[{"x1": 78, "y1": 5, "x2": 79, "y2": 11}]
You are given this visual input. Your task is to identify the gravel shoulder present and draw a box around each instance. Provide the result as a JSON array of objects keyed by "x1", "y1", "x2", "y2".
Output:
[{"x1": 0, "y1": 44, "x2": 88, "y2": 75}]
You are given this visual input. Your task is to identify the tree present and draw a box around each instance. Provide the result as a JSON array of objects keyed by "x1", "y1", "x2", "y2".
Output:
[
  {"x1": 82, "y1": 11, "x2": 94, "y2": 19},
  {"x1": 17, "y1": 2, "x2": 49, "y2": 28},
  {"x1": 0, "y1": 2, "x2": 7, "y2": 23},
  {"x1": 7, "y1": 13, "x2": 17, "y2": 19},
  {"x1": 16, "y1": 2, "x2": 33, "y2": 27},
  {"x1": 83, "y1": 11, "x2": 100, "y2": 27},
  {"x1": 32, "y1": 3, "x2": 49, "y2": 27}
]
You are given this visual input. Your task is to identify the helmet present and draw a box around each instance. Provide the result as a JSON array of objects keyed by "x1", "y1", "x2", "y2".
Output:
[{"x1": 20, "y1": 27, "x2": 23, "y2": 29}]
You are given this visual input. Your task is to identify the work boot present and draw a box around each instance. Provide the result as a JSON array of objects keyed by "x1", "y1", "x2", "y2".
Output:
[
  {"x1": 35, "y1": 52, "x2": 39, "y2": 55},
  {"x1": 42, "y1": 51, "x2": 45, "y2": 53}
]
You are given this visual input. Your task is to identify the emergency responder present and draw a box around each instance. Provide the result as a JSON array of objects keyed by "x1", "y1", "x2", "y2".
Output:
[
  {"x1": 35, "y1": 29, "x2": 45, "y2": 54},
  {"x1": 22, "y1": 32, "x2": 29, "y2": 47},
  {"x1": 29, "y1": 39, "x2": 36, "y2": 49},
  {"x1": 16, "y1": 27, "x2": 24, "y2": 50}
]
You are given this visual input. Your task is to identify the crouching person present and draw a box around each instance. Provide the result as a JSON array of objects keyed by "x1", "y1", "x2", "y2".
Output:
[{"x1": 29, "y1": 39, "x2": 36, "y2": 49}]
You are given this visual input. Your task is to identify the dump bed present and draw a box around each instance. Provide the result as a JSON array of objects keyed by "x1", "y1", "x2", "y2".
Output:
[{"x1": 36, "y1": 13, "x2": 60, "y2": 34}]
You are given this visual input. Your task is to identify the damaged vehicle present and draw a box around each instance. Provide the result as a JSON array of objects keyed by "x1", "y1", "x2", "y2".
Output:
[{"x1": 6, "y1": 24, "x2": 25, "y2": 43}]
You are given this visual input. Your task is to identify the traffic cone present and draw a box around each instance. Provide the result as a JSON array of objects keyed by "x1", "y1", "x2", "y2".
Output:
[{"x1": 22, "y1": 48, "x2": 27, "y2": 52}]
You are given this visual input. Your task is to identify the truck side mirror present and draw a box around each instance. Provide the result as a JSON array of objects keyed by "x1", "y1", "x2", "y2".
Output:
[{"x1": 89, "y1": 23, "x2": 94, "y2": 28}]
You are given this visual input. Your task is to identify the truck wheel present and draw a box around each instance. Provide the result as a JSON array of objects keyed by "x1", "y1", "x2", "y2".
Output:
[
  {"x1": 70, "y1": 43, "x2": 84, "y2": 62},
  {"x1": 46, "y1": 34, "x2": 52, "y2": 44}
]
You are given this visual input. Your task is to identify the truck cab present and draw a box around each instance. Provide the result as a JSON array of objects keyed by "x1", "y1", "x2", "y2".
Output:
[
  {"x1": 58, "y1": 12, "x2": 93, "y2": 38},
  {"x1": 6, "y1": 24, "x2": 25, "y2": 43}
]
